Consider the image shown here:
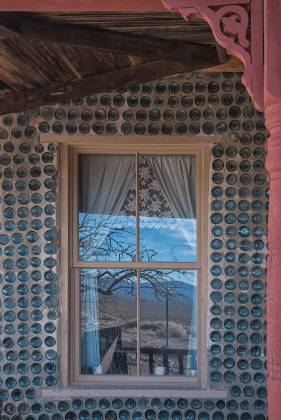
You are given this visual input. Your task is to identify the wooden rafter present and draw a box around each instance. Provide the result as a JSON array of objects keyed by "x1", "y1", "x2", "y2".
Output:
[
  {"x1": 0, "y1": 12, "x2": 244, "y2": 114},
  {"x1": 0, "y1": 59, "x2": 227, "y2": 115},
  {"x1": 0, "y1": 14, "x2": 224, "y2": 65}
]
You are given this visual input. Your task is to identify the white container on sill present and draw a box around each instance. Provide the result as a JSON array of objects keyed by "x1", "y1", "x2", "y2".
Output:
[
  {"x1": 154, "y1": 366, "x2": 166, "y2": 376},
  {"x1": 95, "y1": 365, "x2": 103, "y2": 375}
]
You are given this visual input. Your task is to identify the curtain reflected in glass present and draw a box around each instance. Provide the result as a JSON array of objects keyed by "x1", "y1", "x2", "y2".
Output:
[
  {"x1": 78, "y1": 155, "x2": 136, "y2": 262},
  {"x1": 81, "y1": 269, "x2": 137, "y2": 375},
  {"x1": 140, "y1": 270, "x2": 197, "y2": 376},
  {"x1": 139, "y1": 156, "x2": 197, "y2": 262}
]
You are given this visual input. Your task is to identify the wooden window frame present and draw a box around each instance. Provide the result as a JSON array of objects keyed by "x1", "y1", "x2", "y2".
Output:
[{"x1": 56, "y1": 136, "x2": 212, "y2": 391}]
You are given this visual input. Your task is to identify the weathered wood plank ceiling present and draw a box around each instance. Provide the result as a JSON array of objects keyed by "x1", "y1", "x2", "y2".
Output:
[
  {"x1": 0, "y1": 12, "x2": 244, "y2": 114},
  {"x1": 32, "y1": 12, "x2": 215, "y2": 42}
]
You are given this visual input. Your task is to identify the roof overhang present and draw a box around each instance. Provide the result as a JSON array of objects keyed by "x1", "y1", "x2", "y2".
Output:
[{"x1": 0, "y1": 0, "x2": 167, "y2": 12}]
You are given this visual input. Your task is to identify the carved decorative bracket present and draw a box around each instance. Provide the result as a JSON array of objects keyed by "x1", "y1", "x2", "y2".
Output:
[{"x1": 162, "y1": 0, "x2": 264, "y2": 111}]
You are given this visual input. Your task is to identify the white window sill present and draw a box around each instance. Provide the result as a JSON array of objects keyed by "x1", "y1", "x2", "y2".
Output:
[{"x1": 42, "y1": 386, "x2": 227, "y2": 399}]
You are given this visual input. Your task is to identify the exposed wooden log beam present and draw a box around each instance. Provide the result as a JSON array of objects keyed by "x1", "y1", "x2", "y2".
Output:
[
  {"x1": 0, "y1": 15, "x2": 224, "y2": 65},
  {"x1": 0, "y1": 59, "x2": 228, "y2": 115},
  {"x1": 202, "y1": 56, "x2": 244, "y2": 72},
  {"x1": 0, "y1": 0, "x2": 249, "y2": 12},
  {"x1": 0, "y1": 1, "x2": 167, "y2": 12}
]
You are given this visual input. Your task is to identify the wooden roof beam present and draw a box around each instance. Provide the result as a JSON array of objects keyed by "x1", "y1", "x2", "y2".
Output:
[
  {"x1": 0, "y1": 15, "x2": 224, "y2": 66},
  {"x1": 0, "y1": 0, "x2": 249, "y2": 12},
  {"x1": 0, "y1": 58, "x2": 232, "y2": 115},
  {"x1": 0, "y1": 1, "x2": 167, "y2": 12}
]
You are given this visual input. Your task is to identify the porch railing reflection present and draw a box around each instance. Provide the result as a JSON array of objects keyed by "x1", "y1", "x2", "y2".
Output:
[
  {"x1": 112, "y1": 347, "x2": 197, "y2": 376},
  {"x1": 82, "y1": 324, "x2": 197, "y2": 376}
]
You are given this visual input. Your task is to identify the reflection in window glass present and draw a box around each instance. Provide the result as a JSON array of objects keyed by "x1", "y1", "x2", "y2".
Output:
[
  {"x1": 77, "y1": 152, "x2": 200, "y2": 379},
  {"x1": 80, "y1": 269, "x2": 137, "y2": 375},
  {"x1": 140, "y1": 270, "x2": 197, "y2": 376},
  {"x1": 139, "y1": 155, "x2": 197, "y2": 262},
  {"x1": 78, "y1": 155, "x2": 136, "y2": 262}
]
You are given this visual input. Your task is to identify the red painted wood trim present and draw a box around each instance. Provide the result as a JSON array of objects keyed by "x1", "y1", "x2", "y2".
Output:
[
  {"x1": 265, "y1": 1, "x2": 281, "y2": 419},
  {"x1": 0, "y1": 0, "x2": 167, "y2": 12},
  {"x1": 265, "y1": 103, "x2": 281, "y2": 420},
  {"x1": 163, "y1": 0, "x2": 264, "y2": 109},
  {"x1": 250, "y1": 0, "x2": 264, "y2": 111},
  {"x1": 163, "y1": 0, "x2": 249, "y2": 8}
]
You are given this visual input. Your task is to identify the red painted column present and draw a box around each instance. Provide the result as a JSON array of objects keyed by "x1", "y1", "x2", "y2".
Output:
[
  {"x1": 265, "y1": 1, "x2": 281, "y2": 419},
  {"x1": 265, "y1": 104, "x2": 281, "y2": 419}
]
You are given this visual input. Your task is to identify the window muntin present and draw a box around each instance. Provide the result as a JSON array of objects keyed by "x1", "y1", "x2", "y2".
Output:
[{"x1": 71, "y1": 147, "x2": 205, "y2": 384}]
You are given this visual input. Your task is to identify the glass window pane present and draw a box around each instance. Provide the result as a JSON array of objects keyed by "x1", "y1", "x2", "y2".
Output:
[
  {"x1": 80, "y1": 269, "x2": 137, "y2": 375},
  {"x1": 139, "y1": 155, "x2": 197, "y2": 262},
  {"x1": 78, "y1": 154, "x2": 136, "y2": 262},
  {"x1": 140, "y1": 270, "x2": 197, "y2": 377}
]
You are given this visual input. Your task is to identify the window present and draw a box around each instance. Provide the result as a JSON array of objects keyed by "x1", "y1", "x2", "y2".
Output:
[{"x1": 70, "y1": 144, "x2": 208, "y2": 386}]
